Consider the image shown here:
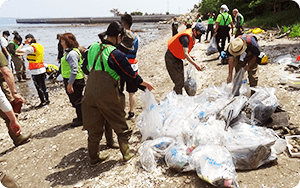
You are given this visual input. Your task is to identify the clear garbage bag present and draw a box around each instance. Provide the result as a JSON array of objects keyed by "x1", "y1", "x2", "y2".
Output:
[
  {"x1": 184, "y1": 63, "x2": 197, "y2": 96},
  {"x1": 190, "y1": 145, "x2": 239, "y2": 188},
  {"x1": 206, "y1": 37, "x2": 218, "y2": 56}
]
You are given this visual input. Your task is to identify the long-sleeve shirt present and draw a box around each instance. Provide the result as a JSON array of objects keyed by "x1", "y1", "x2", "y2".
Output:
[{"x1": 64, "y1": 49, "x2": 80, "y2": 84}]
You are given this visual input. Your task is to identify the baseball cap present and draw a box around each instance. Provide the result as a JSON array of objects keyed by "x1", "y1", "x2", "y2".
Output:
[
  {"x1": 25, "y1": 33, "x2": 35, "y2": 39},
  {"x1": 194, "y1": 22, "x2": 206, "y2": 34},
  {"x1": 106, "y1": 21, "x2": 124, "y2": 37}
]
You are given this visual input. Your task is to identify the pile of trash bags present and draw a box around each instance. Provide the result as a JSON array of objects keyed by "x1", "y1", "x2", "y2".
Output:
[{"x1": 137, "y1": 69, "x2": 286, "y2": 188}]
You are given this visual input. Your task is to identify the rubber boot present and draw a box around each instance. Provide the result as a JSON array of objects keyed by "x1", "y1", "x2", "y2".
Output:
[
  {"x1": 0, "y1": 171, "x2": 20, "y2": 188},
  {"x1": 105, "y1": 125, "x2": 119, "y2": 148},
  {"x1": 88, "y1": 141, "x2": 109, "y2": 167},
  {"x1": 8, "y1": 129, "x2": 31, "y2": 147},
  {"x1": 120, "y1": 143, "x2": 135, "y2": 162}
]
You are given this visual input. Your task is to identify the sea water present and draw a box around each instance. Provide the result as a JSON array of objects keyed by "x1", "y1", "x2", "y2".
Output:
[{"x1": 0, "y1": 21, "x2": 170, "y2": 97}]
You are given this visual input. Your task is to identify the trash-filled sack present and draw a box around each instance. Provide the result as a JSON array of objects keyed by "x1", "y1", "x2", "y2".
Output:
[
  {"x1": 136, "y1": 89, "x2": 163, "y2": 141},
  {"x1": 184, "y1": 63, "x2": 197, "y2": 96},
  {"x1": 206, "y1": 37, "x2": 218, "y2": 56},
  {"x1": 248, "y1": 87, "x2": 279, "y2": 125},
  {"x1": 274, "y1": 54, "x2": 296, "y2": 65},
  {"x1": 232, "y1": 68, "x2": 247, "y2": 97},
  {"x1": 224, "y1": 122, "x2": 278, "y2": 170},
  {"x1": 190, "y1": 145, "x2": 239, "y2": 188},
  {"x1": 164, "y1": 139, "x2": 194, "y2": 172},
  {"x1": 138, "y1": 137, "x2": 175, "y2": 172}
]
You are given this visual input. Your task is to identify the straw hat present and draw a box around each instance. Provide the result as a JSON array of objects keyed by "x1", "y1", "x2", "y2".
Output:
[{"x1": 228, "y1": 38, "x2": 247, "y2": 56}]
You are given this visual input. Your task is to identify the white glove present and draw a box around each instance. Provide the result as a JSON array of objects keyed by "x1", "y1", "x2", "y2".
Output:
[{"x1": 240, "y1": 51, "x2": 247, "y2": 61}]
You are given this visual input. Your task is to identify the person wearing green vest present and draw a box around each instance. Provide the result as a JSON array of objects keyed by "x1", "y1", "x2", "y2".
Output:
[
  {"x1": 82, "y1": 21, "x2": 154, "y2": 166},
  {"x1": 205, "y1": 12, "x2": 215, "y2": 41},
  {"x1": 214, "y1": 4, "x2": 234, "y2": 56},
  {"x1": 184, "y1": 16, "x2": 193, "y2": 29},
  {"x1": 232, "y1": 9, "x2": 245, "y2": 37},
  {"x1": 60, "y1": 33, "x2": 85, "y2": 127},
  {"x1": 7, "y1": 35, "x2": 30, "y2": 82}
]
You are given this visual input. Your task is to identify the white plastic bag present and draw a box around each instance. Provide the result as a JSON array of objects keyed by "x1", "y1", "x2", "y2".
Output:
[
  {"x1": 184, "y1": 63, "x2": 197, "y2": 96},
  {"x1": 206, "y1": 37, "x2": 218, "y2": 56},
  {"x1": 232, "y1": 68, "x2": 247, "y2": 97}
]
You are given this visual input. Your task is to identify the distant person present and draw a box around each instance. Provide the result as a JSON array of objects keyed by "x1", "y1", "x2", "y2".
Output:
[
  {"x1": 82, "y1": 21, "x2": 154, "y2": 166},
  {"x1": 226, "y1": 35, "x2": 265, "y2": 95},
  {"x1": 7, "y1": 34, "x2": 30, "y2": 82},
  {"x1": 172, "y1": 18, "x2": 179, "y2": 36},
  {"x1": 184, "y1": 16, "x2": 193, "y2": 29},
  {"x1": 60, "y1": 33, "x2": 85, "y2": 127},
  {"x1": 1, "y1": 31, "x2": 10, "y2": 61},
  {"x1": 196, "y1": 14, "x2": 202, "y2": 23},
  {"x1": 165, "y1": 22, "x2": 206, "y2": 95},
  {"x1": 17, "y1": 34, "x2": 50, "y2": 108},
  {"x1": 232, "y1": 9, "x2": 245, "y2": 37},
  {"x1": 0, "y1": 50, "x2": 31, "y2": 147},
  {"x1": 120, "y1": 13, "x2": 146, "y2": 120},
  {"x1": 205, "y1": 12, "x2": 214, "y2": 41},
  {"x1": 53, "y1": 33, "x2": 64, "y2": 80},
  {"x1": 214, "y1": 4, "x2": 234, "y2": 56}
]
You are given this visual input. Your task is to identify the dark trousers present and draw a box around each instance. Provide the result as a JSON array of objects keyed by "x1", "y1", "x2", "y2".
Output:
[
  {"x1": 32, "y1": 73, "x2": 49, "y2": 103},
  {"x1": 165, "y1": 50, "x2": 184, "y2": 95},
  {"x1": 216, "y1": 26, "x2": 230, "y2": 53},
  {"x1": 63, "y1": 78, "x2": 85, "y2": 120},
  {"x1": 206, "y1": 24, "x2": 214, "y2": 40}
]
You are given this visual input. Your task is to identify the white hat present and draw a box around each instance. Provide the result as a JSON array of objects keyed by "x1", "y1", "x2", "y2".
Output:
[
  {"x1": 220, "y1": 4, "x2": 229, "y2": 12},
  {"x1": 187, "y1": 16, "x2": 190, "y2": 19}
]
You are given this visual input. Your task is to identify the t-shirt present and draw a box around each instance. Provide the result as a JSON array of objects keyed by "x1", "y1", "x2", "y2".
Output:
[
  {"x1": 179, "y1": 35, "x2": 190, "y2": 48},
  {"x1": 216, "y1": 12, "x2": 232, "y2": 26},
  {"x1": 0, "y1": 37, "x2": 8, "y2": 48},
  {"x1": 226, "y1": 36, "x2": 261, "y2": 57}
]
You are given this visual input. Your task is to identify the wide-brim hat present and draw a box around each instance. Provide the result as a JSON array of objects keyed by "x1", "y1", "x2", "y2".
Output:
[
  {"x1": 119, "y1": 30, "x2": 135, "y2": 51},
  {"x1": 228, "y1": 38, "x2": 247, "y2": 56}
]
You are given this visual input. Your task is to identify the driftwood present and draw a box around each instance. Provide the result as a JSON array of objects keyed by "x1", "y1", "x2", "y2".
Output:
[{"x1": 275, "y1": 30, "x2": 291, "y2": 39}]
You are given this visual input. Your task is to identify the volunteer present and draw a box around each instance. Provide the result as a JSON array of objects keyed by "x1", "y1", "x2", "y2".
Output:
[
  {"x1": 17, "y1": 34, "x2": 49, "y2": 108},
  {"x1": 184, "y1": 16, "x2": 193, "y2": 29},
  {"x1": 226, "y1": 35, "x2": 265, "y2": 95},
  {"x1": 60, "y1": 33, "x2": 85, "y2": 127},
  {"x1": 214, "y1": 4, "x2": 234, "y2": 55},
  {"x1": 232, "y1": 9, "x2": 245, "y2": 37},
  {"x1": 165, "y1": 22, "x2": 206, "y2": 95},
  {"x1": 205, "y1": 12, "x2": 214, "y2": 41},
  {"x1": 82, "y1": 21, "x2": 154, "y2": 166}
]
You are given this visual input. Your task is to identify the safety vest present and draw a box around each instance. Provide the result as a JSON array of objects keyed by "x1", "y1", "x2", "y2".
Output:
[
  {"x1": 61, "y1": 48, "x2": 85, "y2": 79},
  {"x1": 219, "y1": 12, "x2": 230, "y2": 26},
  {"x1": 238, "y1": 13, "x2": 244, "y2": 25},
  {"x1": 127, "y1": 31, "x2": 138, "y2": 64},
  {"x1": 9, "y1": 41, "x2": 18, "y2": 56},
  {"x1": 87, "y1": 42, "x2": 120, "y2": 81},
  {"x1": 27, "y1": 43, "x2": 45, "y2": 70},
  {"x1": 167, "y1": 28, "x2": 195, "y2": 59},
  {"x1": 238, "y1": 35, "x2": 253, "y2": 45},
  {"x1": 208, "y1": 17, "x2": 214, "y2": 25}
]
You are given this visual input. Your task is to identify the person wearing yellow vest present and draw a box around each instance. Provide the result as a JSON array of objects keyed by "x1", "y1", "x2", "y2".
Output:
[
  {"x1": 214, "y1": 4, "x2": 234, "y2": 55},
  {"x1": 60, "y1": 33, "x2": 85, "y2": 127},
  {"x1": 82, "y1": 21, "x2": 154, "y2": 166},
  {"x1": 165, "y1": 22, "x2": 206, "y2": 95},
  {"x1": 17, "y1": 34, "x2": 49, "y2": 108},
  {"x1": 232, "y1": 9, "x2": 245, "y2": 37}
]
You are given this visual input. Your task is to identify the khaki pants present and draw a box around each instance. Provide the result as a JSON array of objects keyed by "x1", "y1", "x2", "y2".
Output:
[
  {"x1": 82, "y1": 70, "x2": 132, "y2": 148},
  {"x1": 165, "y1": 50, "x2": 184, "y2": 95},
  {"x1": 234, "y1": 51, "x2": 259, "y2": 87}
]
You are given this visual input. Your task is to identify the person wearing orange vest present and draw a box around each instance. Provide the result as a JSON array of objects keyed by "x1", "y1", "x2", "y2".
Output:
[
  {"x1": 226, "y1": 35, "x2": 265, "y2": 95},
  {"x1": 17, "y1": 34, "x2": 49, "y2": 108},
  {"x1": 165, "y1": 22, "x2": 206, "y2": 95}
]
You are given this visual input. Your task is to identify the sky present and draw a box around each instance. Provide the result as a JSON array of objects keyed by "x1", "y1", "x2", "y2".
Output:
[{"x1": 0, "y1": 0, "x2": 202, "y2": 18}]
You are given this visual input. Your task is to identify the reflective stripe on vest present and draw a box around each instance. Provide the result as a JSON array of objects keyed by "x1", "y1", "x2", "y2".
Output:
[
  {"x1": 167, "y1": 28, "x2": 195, "y2": 59},
  {"x1": 28, "y1": 43, "x2": 44, "y2": 70},
  {"x1": 61, "y1": 48, "x2": 85, "y2": 79},
  {"x1": 87, "y1": 42, "x2": 120, "y2": 81}
]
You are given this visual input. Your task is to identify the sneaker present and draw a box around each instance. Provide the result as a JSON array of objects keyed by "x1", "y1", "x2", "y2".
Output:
[
  {"x1": 45, "y1": 100, "x2": 50, "y2": 105},
  {"x1": 127, "y1": 112, "x2": 135, "y2": 120},
  {"x1": 36, "y1": 102, "x2": 46, "y2": 109}
]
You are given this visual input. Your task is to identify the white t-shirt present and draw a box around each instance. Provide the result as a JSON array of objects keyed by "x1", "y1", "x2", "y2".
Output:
[
  {"x1": 20, "y1": 45, "x2": 46, "y2": 75},
  {"x1": 0, "y1": 37, "x2": 8, "y2": 48}
]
